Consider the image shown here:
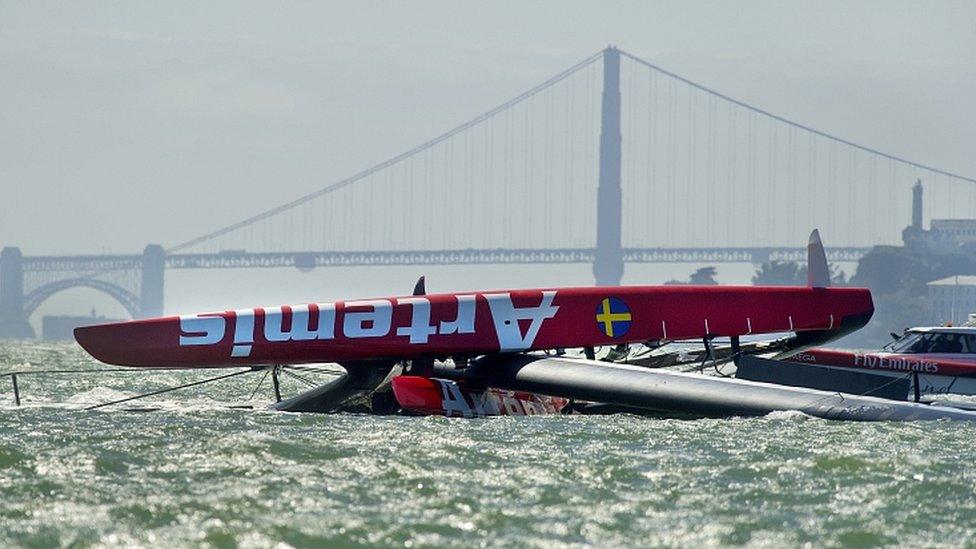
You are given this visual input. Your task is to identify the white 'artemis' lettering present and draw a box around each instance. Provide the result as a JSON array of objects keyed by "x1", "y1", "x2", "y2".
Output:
[
  {"x1": 396, "y1": 297, "x2": 437, "y2": 344},
  {"x1": 263, "y1": 303, "x2": 335, "y2": 342},
  {"x1": 179, "y1": 314, "x2": 225, "y2": 346},
  {"x1": 343, "y1": 300, "x2": 393, "y2": 338},
  {"x1": 484, "y1": 291, "x2": 559, "y2": 352},
  {"x1": 439, "y1": 295, "x2": 477, "y2": 335},
  {"x1": 232, "y1": 309, "x2": 256, "y2": 357}
]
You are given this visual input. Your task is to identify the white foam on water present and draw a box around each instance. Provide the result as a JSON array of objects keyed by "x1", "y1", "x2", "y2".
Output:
[
  {"x1": 763, "y1": 409, "x2": 816, "y2": 421},
  {"x1": 65, "y1": 386, "x2": 138, "y2": 407}
]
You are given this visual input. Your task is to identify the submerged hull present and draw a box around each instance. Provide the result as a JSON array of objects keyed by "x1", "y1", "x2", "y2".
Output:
[
  {"x1": 429, "y1": 354, "x2": 976, "y2": 421},
  {"x1": 391, "y1": 375, "x2": 569, "y2": 417}
]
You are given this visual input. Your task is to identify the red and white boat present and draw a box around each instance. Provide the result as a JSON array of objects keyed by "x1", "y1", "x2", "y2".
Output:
[
  {"x1": 791, "y1": 326, "x2": 976, "y2": 396},
  {"x1": 391, "y1": 375, "x2": 570, "y2": 417}
]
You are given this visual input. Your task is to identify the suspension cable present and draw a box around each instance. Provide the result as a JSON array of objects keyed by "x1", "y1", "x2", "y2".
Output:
[
  {"x1": 619, "y1": 48, "x2": 976, "y2": 184},
  {"x1": 167, "y1": 50, "x2": 604, "y2": 252}
]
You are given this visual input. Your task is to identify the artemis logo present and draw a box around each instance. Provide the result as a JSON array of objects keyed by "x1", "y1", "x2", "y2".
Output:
[
  {"x1": 485, "y1": 292, "x2": 557, "y2": 352},
  {"x1": 177, "y1": 291, "x2": 558, "y2": 357}
]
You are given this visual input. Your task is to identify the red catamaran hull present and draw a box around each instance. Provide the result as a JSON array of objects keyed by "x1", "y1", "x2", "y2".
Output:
[{"x1": 74, "y1": 285, "x2": 873, "y2": 368}]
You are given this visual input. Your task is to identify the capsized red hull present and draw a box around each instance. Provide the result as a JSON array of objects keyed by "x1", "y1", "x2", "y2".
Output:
[
  {"x1": 391, "y1": 375, "x2": 569, "y2": 417},
  {"x1": 791, "y1": 348, "x2": 976, "y2": 378},
  {"x1": 74, "y1": 285, "x2": 873, "y2": 368}
]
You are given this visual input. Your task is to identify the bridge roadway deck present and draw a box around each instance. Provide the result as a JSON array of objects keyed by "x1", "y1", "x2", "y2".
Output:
[{"x1": 21, "y1": 247, "x2": 870, "y2": 271}]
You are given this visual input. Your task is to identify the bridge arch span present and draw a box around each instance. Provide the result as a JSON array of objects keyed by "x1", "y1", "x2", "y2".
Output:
[{"x1": 24, "y1": 278, "x2": 141, "y2": 320}]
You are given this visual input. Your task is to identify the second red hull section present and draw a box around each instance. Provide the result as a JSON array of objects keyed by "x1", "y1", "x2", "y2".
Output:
[
  {"x1": 792, "y1": 348, "x2": 976, "y2": 378},
  {"x1": 391, "y1": 375, "x2": 569, "y2": 417}
]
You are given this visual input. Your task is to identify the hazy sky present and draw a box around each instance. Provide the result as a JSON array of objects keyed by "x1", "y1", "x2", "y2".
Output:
[
  {"x1": 2, "y1": 1, "x2": 975, "y2": 320},
  {"x1": 3, "y1": 1, "x2": 974, "y2": 254}
]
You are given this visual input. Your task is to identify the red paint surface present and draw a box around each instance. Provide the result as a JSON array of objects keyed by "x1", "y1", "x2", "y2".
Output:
[
  {"x1": 75, "y1": 285, "x2": 873, "y2": 368},
  {"x1": 391, "y1": 375, "x2": 569, "y2": 417},
  {"x1": 795, "y1": 348, "x2": 976, "y2": 378}
]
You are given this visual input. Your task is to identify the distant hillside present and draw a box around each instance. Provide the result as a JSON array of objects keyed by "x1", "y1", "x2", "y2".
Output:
[{"x1": 841, "y1": 247, "x2": 976, "y2": 347}]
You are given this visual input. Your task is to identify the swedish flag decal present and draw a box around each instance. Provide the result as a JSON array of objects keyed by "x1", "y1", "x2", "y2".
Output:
[{"x1": 595, "y1": 297, "x2": 632, "y2": 338}]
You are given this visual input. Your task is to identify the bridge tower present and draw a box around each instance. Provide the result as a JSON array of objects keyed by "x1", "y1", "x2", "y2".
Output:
[
  {"x1": 912, "y1": 178, "x2": 923, "y2": 230},
  {"x1": 593, "y1": 46, "x2": 624, "y2": 286},
  {"x1": 140, "y1": 244, "x2": 165, "y2": 318},
  {"x1": 0, "y1": 247, "x2": 35, "y2": 338}
]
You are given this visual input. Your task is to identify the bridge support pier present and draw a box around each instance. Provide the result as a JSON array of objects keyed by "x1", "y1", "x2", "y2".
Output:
[
  {"x1": 140, "y1": 244, "x2": 165, "y2": 318},
  {"x1": 750, "y1": 249, "x2": 771, "y2": 266},
  {"x1": 593, "y1": 46, "x2": 624, "y2": 286},
  {"x1": 0, "y1": 247, "x2": 36, "y2": 338}
]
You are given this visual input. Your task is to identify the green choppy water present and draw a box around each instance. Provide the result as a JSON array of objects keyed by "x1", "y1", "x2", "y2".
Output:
[{"x1": 2, "y1": 340, "x2": 976, "y2": 548}]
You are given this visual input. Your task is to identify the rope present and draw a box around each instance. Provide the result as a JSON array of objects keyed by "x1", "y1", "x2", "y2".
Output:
[
  {"x1": 84, "y1": 369, "x2": 252, "y2": 411},
  {"x1": 280, "y1": 368, "x2": 321, "y2": 389},
  {"x1": 247, "y1": 369, "x2": 270, "y2": 401},
  {"x1": 793, "y1": 371, "x2": 915, "y2": 413},
  {"x1": 1, "y1": 368, "x2": 161, "y2": 377},
  {"x1": 286, "y1": 365, "x2": 346, "y2": 376}
]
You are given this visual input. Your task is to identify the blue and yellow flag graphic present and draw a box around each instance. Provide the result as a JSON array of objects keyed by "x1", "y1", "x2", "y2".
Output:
[{"x1": 595, "y1": 297, "x2": 632, "y2": 338}]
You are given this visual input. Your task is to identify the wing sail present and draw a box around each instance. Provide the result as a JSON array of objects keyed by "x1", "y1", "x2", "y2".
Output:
[{"x1": 807, "y1": 229, "x2": 831, "y2": 288}]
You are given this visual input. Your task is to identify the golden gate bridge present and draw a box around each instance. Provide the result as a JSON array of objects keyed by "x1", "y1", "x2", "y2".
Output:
[{"x1": 2, "y1": 47, "x2": 974, "y2": 337}]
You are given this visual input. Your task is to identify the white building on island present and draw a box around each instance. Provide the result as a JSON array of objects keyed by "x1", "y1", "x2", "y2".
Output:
[{"x1": 927, "y1": 275, "x2": 976, "y2": 325}]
